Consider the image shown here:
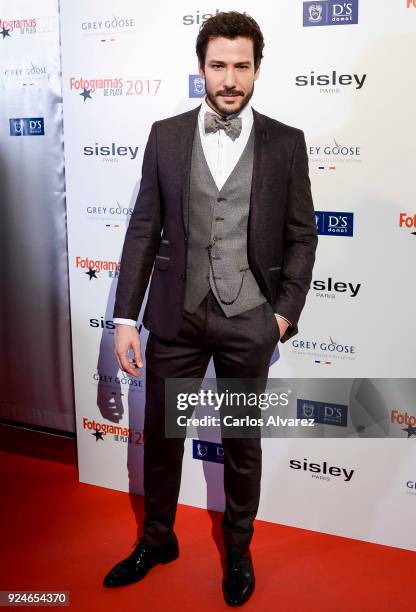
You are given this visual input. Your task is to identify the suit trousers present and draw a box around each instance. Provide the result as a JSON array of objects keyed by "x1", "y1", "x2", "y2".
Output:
[{"x1": 142, "y1": 289, "x2": 280, "y2": 551}]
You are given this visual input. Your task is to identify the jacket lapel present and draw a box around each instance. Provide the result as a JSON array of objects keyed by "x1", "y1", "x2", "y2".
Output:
[
  {"x1": 179, "y1": 105, "x2": 200, "y2": 237},
  {"x1": 248, "y1": 108, "x2": 268, "y2": 250}
]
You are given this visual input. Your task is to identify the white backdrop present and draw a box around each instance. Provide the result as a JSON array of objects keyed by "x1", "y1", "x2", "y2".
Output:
[{"x1": 60, "y1": 0, "x2": 416, "y2": 551}]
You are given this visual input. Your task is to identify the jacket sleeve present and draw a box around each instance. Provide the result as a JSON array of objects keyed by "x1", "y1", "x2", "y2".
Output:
[
  {"x1": 273, "y1": 130, "x2": 318, "y2": 343},
  {"x1": 113, "y1": 122, "x2": 162, "y2": 321}
]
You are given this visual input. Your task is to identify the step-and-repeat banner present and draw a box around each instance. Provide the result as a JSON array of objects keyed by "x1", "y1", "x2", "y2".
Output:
[
  {"x1": 59, "y1": 1, "x2": 416, "y2": 551},
  {"x1": 0, "y1": 0, "x2": 75, "y2": 431}
]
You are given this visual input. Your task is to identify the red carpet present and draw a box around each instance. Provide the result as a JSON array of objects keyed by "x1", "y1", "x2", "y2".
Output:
[{"x1": 0, "y1": 441, "x2": 414, "y2": 611}]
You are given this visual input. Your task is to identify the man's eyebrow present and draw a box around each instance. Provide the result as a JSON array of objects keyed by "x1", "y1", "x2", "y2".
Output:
[{"x1": 208, "y1": 60, "x2": 252, "y2": 66}]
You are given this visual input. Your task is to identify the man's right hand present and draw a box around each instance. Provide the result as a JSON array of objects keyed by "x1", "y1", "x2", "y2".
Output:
[{"x1": 114, "y1": 324, "x2": 143, "y2": 378}]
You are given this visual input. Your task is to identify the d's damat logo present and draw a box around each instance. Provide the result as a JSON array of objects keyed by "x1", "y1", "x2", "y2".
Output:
[
  {"x1": 9, "y1": 117, "x2": 44, "y2": 136},
  {"x1": 192, "y1": 439, "x2": 224, "y2": 463},
  {"x1": 315, "y1": 211, "x2": 354, "y2": 236},
  {"x1": 297, "y1": 399, "x2": 348, "y2": 427},
  {"x1": 303, "y1": 1, "x2": 359, "y2": 27},
  {"x1": 189, "y1": 74, "x2": 205, "y2": 98}
]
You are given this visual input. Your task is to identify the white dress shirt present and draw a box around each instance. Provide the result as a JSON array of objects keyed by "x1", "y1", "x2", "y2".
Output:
[
  {"x1": 197, "y1": 96, "x2": 254, "y2": 191},
  {"x1": 114, "y1": 97, "x2": 290, "y2": 328}
]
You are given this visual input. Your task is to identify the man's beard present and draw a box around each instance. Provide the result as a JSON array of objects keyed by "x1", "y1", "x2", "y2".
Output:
[{"x1": 205, "y1": 82, "x2": 255, "y2": 118}]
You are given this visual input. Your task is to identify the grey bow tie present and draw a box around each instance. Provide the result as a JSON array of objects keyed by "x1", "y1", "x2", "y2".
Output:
[{"x1": 204, "y1": 111, "x2": 242, "y2": 141}]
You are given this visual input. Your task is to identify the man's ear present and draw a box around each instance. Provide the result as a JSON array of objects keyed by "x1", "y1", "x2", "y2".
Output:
[
  {"x1": 254, "y1": 64, "x2": 261, "y2": 81},
  {"x1": 198, "y1": 64, "x2": 205, "y2": 79}
]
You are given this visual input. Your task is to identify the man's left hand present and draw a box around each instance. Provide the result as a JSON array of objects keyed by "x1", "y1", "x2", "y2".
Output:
[{"x1": 275, "y1": 315, "x2": 289, "y2": 339}]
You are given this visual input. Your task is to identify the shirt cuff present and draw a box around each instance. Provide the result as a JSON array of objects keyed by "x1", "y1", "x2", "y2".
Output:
[
  {"x1": 113, "y1": 318, "x2": 137, "y2": 327},
  {"x1": 275, "y1": 313, "x2": 292, "y2": 326}
]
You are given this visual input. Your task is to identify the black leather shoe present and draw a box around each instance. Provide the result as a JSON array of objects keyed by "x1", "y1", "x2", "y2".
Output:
[
  {"x1": 223, "y1": 548, "x2": 255, "y2": 607},
  {"x1": 103, "y1": 537, "x2": 179, "y2": 588}
]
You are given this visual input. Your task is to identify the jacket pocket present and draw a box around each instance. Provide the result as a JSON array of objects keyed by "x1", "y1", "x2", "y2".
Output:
[
  {"x1": 154, "y1": 255, "x2": 170, "y2": 270},
  {"x1": 269, "y1": 266, "x2": 281, "y2": 280}
]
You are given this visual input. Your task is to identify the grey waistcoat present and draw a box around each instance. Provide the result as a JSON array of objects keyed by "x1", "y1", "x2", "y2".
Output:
[{"x1": 184, "y1": 123, "x2": 267, "y2": 317}]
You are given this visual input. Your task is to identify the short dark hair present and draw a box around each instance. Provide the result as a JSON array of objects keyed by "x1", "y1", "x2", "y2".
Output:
[{"x1": 196, "y1": 11, "x2": 264, "y2": 71}]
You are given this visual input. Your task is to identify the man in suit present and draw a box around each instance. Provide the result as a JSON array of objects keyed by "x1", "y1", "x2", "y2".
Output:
[{"x1": 103, "y1": 11, "x2": 317, "y2": 606}]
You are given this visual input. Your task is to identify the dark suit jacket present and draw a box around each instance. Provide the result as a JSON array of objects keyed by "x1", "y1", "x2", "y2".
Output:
[{"x1": 113, "y1": 104, "x2": 318, "y2": 343}]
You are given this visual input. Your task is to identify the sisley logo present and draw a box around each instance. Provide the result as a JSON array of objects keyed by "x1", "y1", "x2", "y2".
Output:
[
  {"x1": 289, "y1": 458, "x2": 355, "y2": 481},
  {"x1": 296, "y1": 70, "x2": 366, "y2": 90},
  {"x1": 313, "y1": 277, "x2": 361, "y2": 298},
  {"x1": 83, "y1": 143, "x2": 139, "y2": 161},
  {"x1": 182, "y1": 9, "x2": 220, "y2": 25},
  {"x1": 303, "y1": 1, "x2": 359, "y2": 27},
  {"x1": 89, "y1": 317, "x2": 116, "y2": 330}
]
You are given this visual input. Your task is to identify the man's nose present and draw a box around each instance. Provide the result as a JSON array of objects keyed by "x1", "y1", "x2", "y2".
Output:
[{"x1": 223, "y1": 68, "x2": 237, "y2": 88}]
